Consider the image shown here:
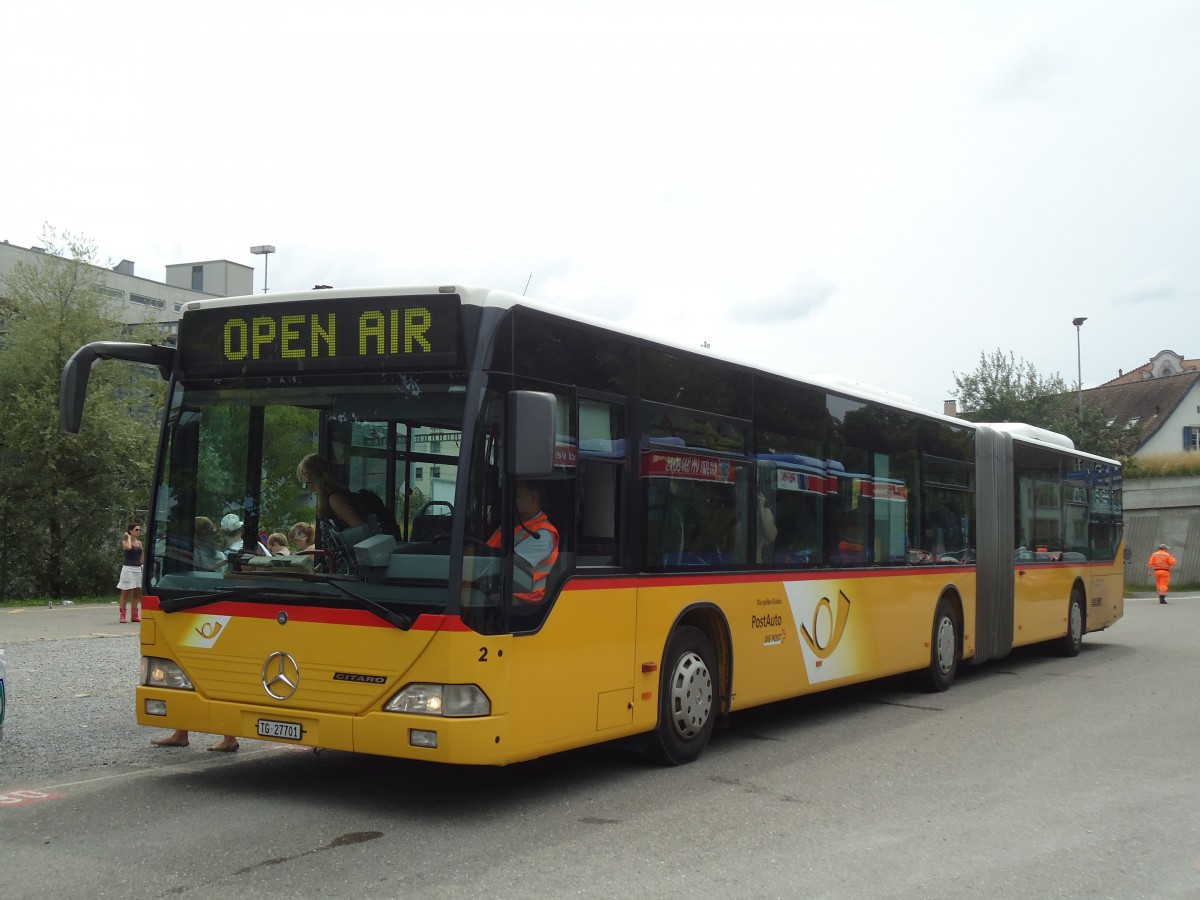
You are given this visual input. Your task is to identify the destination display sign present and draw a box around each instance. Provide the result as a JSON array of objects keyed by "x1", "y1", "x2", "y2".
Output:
[
  {"x1": 178, "y1": 294, "x2": 462, "y2": 376},
  {"x1": 640, "y1": 450, "x2": 741, "y2": 484}
]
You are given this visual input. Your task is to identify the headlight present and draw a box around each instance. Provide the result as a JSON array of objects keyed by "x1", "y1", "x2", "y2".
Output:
[
  {"x1": 140, "y1": 656, "x2": 194, "y2": 690},
  {"x1": 385, "y1": 683, "x2": 490, "y2": 717}
]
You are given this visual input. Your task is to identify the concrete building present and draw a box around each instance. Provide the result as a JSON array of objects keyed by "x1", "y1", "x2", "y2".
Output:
[{"x1": 0, "y1": 239, "x2": 253, "y2": 336}]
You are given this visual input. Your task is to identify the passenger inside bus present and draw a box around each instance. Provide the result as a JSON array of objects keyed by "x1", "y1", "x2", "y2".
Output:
[
  {"x1": 756, "y1": 491, "x2": 778, "y2": 563},
  {"x1": 192, "y1": 517, "x2": 226, "y2": 571},
  {"x1": 661, "y1": 485, "x2": 687, "y2": 565},
  {"x1": 297, "y1": 453, "x2": 366, "y2": 574},
  {"x1": 923, "y1": 502, "x2": 965, "y2": 562}
]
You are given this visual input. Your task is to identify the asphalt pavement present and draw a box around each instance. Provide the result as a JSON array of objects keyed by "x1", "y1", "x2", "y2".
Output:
[
  {"x1": 1, "y1": 601, "x2": 132, "y2": 643},
  {"x1": 4, "y1": 591, "x2": 1200, "y2": 898}
]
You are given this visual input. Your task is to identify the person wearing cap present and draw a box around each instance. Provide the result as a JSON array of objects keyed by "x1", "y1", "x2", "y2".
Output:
[
  {"x1": 1148, "y1": 543, "x2": 1177, "y2": 604},
  {"x1": 218, "y1": 513, "x2": 245, "y2": 553},
  {"x1": 217, "y1": 513, "x2": 271, "y2": 556}
]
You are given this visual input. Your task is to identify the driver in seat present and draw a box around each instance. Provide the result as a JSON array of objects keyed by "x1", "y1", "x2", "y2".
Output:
[{"x1": 487, "y1": 480, "x2": 559, "y2": 604}]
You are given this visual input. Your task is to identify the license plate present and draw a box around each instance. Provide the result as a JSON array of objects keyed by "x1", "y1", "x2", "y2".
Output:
[{"x1": 257, "y1": 718, "x2": 302, "y2": 740}]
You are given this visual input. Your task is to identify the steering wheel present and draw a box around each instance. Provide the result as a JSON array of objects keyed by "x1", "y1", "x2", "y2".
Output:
[{"x1": 432, "y1": 533, "x2": 494, "y2": 552}]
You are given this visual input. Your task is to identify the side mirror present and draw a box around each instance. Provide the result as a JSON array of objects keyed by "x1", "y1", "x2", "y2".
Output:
[
  {"x1": 60, "y1": 341, "x2": 174, "y2": 434},
  {"x1": 509, "y1": 390, "x2": 556, "y2": 477}
]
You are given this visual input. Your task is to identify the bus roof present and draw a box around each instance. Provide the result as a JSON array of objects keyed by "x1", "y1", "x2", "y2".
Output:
[{"x1": 179, "y1": 285, "x2": 1115, "y2": 466}]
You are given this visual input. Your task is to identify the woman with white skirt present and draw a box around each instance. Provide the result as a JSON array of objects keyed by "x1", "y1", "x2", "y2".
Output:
[{"x1": 117, "y1": 518, "x2": 143, "y2": 623}]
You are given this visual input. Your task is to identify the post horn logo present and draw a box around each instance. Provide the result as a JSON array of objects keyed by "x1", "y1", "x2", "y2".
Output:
[
  {"x1": 798, "y1": 590, "x2": 852, "y2": 660},
  {"x1": 195, "y1": 621, "x2": 223, "y2": 640}
]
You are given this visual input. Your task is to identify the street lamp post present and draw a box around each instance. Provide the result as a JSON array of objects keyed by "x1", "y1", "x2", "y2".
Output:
[
  {"x1": 250, "y1": 245, "x2": 276, "y2": 294},
  {"x1": 1072, "y1": 316, "x2": 1088, "y2": 423}
]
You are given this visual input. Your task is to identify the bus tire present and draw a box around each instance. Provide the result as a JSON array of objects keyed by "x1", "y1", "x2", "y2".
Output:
[
  {"x1": 925, "y1": 597, "x2": 959, "y2": 692},
  {"x1": 645, "y1": 625, "x2": 717, "y2": 765},
  {"x1": 1055, "y1": 589, "x2": 1085, "y2": 658}
]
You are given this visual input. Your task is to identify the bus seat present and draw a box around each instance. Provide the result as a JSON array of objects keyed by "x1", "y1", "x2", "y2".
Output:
[
  {"x1": 411, "y1": 515, "x2": 451, "y2": 542},
  {"x1": 410, "y1": 500, "x2": 453, "y2": 542}
]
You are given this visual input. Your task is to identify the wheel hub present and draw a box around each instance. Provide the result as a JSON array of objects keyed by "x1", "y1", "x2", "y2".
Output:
[
  {"x1": 935, "y1": 616, "x2": 955, "y2": 674},
  {"x1": 668, "y1": 651, "x2": 713, "y2": 739}
]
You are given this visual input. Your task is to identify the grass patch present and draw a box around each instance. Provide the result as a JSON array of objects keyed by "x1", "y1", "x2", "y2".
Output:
[
  {"x1": 1125, "y1": 452, "x2": 1200, "y2": 478},
  {"x1": 1125, "y1": 581, "x2": 1200, "y2": 593}
]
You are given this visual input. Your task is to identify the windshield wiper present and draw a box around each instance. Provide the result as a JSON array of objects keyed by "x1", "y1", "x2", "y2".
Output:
[
  {"x1": 158, "y1": 580, "x2": 413, "y2": 630},
  {"x1": 159, "y1": 589, "x2": 245, "y2": 613},
  {"x1": 304, "y1": 576, "x2": 413, "y2": 631},
  {"x1": 161, "y1": 586, "x2": 341, "y2": 614}
]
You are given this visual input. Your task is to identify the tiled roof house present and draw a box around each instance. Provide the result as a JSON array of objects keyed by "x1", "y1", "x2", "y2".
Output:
[{"x1": 1084, "y1": 350, "x2": 1200, "y2": 456}]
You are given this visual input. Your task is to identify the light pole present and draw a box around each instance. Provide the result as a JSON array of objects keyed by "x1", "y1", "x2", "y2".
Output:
[
  {"x1": 1072, "y1": 317, "x2": 1087, "y2": 423},
  {"x1": 250, "y1": 245, "x2": 276, "y2": 293}
]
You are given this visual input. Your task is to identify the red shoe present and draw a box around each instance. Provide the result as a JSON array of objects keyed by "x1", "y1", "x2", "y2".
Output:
[
  {"x1": 119, "y1": 610, "x2": 127, "y2": 623},
  {"x1": 131, "y1": 611, "x2": 140, "y2": 623}
]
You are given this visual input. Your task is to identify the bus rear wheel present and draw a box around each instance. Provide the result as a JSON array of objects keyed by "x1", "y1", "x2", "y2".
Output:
[
  {"x1": 645, "y1": 625, "x2": 717, "y2": 765},
  {"x1": 1055, "y1": 589, "x2": 1084, "y2": 657},
  {"x1": 925, "y1": 598, "x2": 959, "y2": 692}
]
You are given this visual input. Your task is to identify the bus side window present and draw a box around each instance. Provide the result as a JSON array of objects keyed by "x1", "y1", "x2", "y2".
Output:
[
  {"x1": 578, "y1": 399, "x2": 625, "y2": 568},
  {"x1": 644, "y1": 479, "x2": 684, "y2": 567},
  {"x1": 578, "y1": 459, "x2": 621, "y2": 566}
]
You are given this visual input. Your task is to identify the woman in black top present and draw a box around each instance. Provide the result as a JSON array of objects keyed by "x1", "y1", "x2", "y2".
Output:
[
  {"x1": 117, "y1": 518, "x2": 143, "y2": 623},
  {"x1": 297, "y1": 453, "x2": 365, "y2": 573}
]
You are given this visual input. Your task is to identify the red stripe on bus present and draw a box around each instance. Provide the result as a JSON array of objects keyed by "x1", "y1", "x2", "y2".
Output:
[
  {"x1": 144, "y1": 597, "x2": 471, "y2": 631},
  {"x1": 557, "y1": 567, "x2": 975, "y2": 591}
]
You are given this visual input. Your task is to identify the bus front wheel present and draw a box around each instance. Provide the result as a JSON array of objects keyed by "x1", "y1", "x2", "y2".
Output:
[
  {"x1": 646, "y1": 625, "x2": 717, "y2": 765},
  {"x1": 926, "y1": 598, "x2": 959, "y2": 692}
]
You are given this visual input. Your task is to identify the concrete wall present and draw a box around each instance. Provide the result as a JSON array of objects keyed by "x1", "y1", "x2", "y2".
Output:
[{"x1": 1124, "y1": 476, "x2": 1200, "y2": 589}]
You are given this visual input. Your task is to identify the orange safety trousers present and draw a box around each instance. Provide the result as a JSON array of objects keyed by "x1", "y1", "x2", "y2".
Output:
[{"x1": 1155, "y1": 568, "x2": 1171, "y2": 594}]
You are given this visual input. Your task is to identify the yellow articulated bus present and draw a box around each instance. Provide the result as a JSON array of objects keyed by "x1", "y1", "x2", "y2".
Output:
[{"x1": 60, "y1": 286, "x2": 1124, "y2": 765}]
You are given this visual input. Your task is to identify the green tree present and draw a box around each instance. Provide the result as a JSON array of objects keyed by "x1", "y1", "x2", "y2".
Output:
[
  {"x1": 0, "y1": 228, "x2": 163, "y2": 598},
  {"x1": 952, "y1": 349, "x2": 1142, "y2": 460},
  {"x1": 953, "y1": 350, "x2": 1071, "y2": 424}
]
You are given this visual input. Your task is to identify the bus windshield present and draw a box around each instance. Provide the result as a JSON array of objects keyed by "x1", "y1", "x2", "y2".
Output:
[{"x1": 148, "y1": 370, "x2": 495, "y2": 620}]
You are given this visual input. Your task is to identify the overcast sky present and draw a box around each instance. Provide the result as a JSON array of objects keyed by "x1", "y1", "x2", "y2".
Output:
[{"x1": 6, "y1": 1, "x2": 1199, "y2": 410}]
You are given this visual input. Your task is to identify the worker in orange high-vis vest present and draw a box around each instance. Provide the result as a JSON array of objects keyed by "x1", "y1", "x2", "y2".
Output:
[
  {"x1": 1148, "y1": 543, "x2": 1177, "y2": 604},
  {"x1": 487, "y1": 481, "x2": 559, "y2": 604}
]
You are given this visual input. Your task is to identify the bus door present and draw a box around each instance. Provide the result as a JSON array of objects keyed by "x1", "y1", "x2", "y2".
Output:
[{"x1": 501, "y1": 390, "x2": 640, "y2": 751}]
